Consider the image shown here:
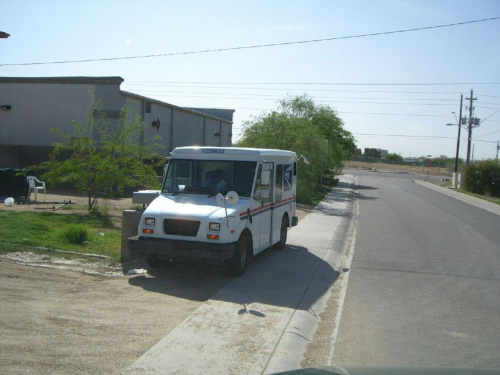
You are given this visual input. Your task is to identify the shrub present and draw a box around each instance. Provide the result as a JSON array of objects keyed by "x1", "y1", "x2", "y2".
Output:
[
  {"x1": 463, "y1": 159, "x2": 500, "y2": 197},
  {"x1": 60, "y1": 224, "x2": 91, "y2": 244},
  {"x1": 90, "y1": 202, "x2": 113, "y2": 227}
]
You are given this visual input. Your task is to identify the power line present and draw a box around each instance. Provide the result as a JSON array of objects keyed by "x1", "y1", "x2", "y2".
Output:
[
  {"x1": 2, "y1": 16, "x2": 499, "y2": 67},
  {"x1": 123, "y1": 82, "x2": 470, "y2": 93},
  {"x1": 125, "y1": 81, "x2": 500, "y2": 86},
  {"x1": 126, "y1": 89, "x2": 459, "y2": 101},
  {"x1": 352, "y1": 133, "x2": 457, "y2": 140},
  {"x1": 319, "y1": 111, "x2": 451, "y2": 117},
  {"x1": 133, "y1": 91, "x2": 457, "y2": 106},
  {"x1": 480, "y1": 108, "x2": 500, "y2": 122},
  {"x1": 473, "y1": 139, "x2": 499, "y2": 143},
  {"x1": 223, "y1": 108, "x2": 454, "y2": 118},
  {"x1": 473, "y1": 129, "x2": 500, "y2": 139},
  {"x1": 478, "y1": 94, "x2": 500, "y2": 99},
  {"x1": 124, "y1": 85, "x2": 461, "y2": 95}
]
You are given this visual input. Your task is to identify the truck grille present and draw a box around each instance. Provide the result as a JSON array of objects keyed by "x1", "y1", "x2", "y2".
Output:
[{"x1": 163, "y1": 219, "x2": 200, "y2": 237}]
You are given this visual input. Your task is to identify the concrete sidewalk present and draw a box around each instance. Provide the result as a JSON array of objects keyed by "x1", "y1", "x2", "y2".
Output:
[{"x1": 124, "y1": 175, "x2": 356, "y2": 375}]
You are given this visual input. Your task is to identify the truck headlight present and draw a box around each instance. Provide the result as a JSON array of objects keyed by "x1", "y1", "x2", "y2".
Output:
[
  {"x1": 145, "y1": 217, "x2": 155, "y2": 226},
  {"x1": 209, "y1": 222, "x2": 220, "y2": 231}
]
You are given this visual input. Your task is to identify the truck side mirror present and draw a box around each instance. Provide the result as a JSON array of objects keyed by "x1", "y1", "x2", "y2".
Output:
[
  {"x1": 261, "y1": 171, "x2": 270, "y2": 185},
  {"x1": 261, "y1": 189, "x2": 270, "y2": 201}
]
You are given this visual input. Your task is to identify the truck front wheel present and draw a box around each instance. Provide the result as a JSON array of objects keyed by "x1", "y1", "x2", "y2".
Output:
[
  {"x1": 146, "y1": 255, "x2": 162, "y2": 268},
  {"x1": 273, "y1": 215, "x2": 288, "y2": 250},
  {"x1": 230, "y1": 233, "x2": 250, "y2": 276}
]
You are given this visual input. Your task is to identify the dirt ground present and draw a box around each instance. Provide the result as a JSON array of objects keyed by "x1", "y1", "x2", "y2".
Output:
[
  {"x1": 0, "y1": 257, "x2": 234, "y2": 375},
  {"x1": 345, "y1": 161, "x2": 450, "y2": 176},
  {"x1": 3, "y1": 191, "x2": 312, "y2": 226},
  {"x1": 0, "y1": 192, "x2": 312, "y2": 374},
  {"x1": 2, "y1": 191, "x2": 137, "y2": 227}
]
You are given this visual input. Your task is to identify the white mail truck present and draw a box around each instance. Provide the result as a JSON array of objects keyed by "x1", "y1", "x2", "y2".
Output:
[{"x1": 128, "y1": 146, "x2": 298, "y2": 275}]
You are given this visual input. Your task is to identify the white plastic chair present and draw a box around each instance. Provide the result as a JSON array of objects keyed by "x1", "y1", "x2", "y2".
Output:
[{"x1": 27, "y1": 176, "x2": 46, "y2": 201}]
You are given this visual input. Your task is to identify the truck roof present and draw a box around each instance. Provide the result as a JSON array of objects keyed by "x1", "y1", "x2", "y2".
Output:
[{"x1": 171, "y1": 147, "x2": 297, "y2": 158}]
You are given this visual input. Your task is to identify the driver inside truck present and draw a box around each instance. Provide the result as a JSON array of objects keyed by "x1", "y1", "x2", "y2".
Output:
[
  {"x1": 202, "y1": 170, "x2": 215, "y2": 190},
  {"x1": 213, "y1": 169, "x2": 227, "y2": 193}
]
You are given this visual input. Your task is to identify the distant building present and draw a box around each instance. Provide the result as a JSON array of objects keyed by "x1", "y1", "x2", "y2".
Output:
[
  {"x1": 377, "y1": 148, "x2": 389, "y2": 158},
  {"x1": 0, "y1": 76, "x2": 234, "y2": 168},
  {"x1": 364, "y1": 148, "x2": 388, "y2": 159}
]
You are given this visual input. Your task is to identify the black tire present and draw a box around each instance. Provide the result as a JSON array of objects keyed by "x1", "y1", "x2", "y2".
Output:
[
  {"x1": 230, "y1": 233, "x2": 250, "y2": 276},
  {"x1": 146, "y1": 256, "x2": 162, "y2": 268},
  {"x1": 273, "y1": 215, "x2": 288, "y2": 250}
]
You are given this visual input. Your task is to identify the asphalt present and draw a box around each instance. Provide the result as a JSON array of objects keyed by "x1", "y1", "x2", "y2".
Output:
[
  {"x1": 123, "y1": 174, "x2": 357, "y2": 375},
  {"x1": 413, "y1": 180, "x2": 500, "y2": 217}
]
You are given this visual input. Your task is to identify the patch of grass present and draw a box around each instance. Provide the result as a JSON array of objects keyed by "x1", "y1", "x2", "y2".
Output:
[
  {"x1": 307, "y1": 176, "x2": 340, "y2": 206},
  {"x1": 458, "y1": 189, "x2": 500, "y2": 205},
  {"x1": 310, "y1": 185, "x2": 334, "y2": 206},
  {"x1": 59, "y1": 204, "x2": 77, "y2": 211},
  {"x1": 0, "y1": 210, "x2": 122, "y2": 262},
  {"x1": 90, "y1": 209, "x2": 113, "y2": 227},
  {"x1": 60, "y1": 224, "x2": 91, "y2": 244}
]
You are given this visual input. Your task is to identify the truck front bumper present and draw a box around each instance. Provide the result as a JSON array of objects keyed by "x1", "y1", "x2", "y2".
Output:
[{"x1": 128, "y1": 236, "x2": 236, "y2": 263}]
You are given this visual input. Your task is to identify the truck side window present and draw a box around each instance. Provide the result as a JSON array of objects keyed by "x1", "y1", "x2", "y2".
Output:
[
  {"x1": 275, "y1": 164, "x2": 283, "y2": 202},
  {"x1": 254, "y1": 163, "x2": 272, "y2": 202},
  {"x1": 253, "y1": 165, "x2": 262, "y2": 201}
]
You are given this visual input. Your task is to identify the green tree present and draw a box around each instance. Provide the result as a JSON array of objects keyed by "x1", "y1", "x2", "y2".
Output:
[
  {"x1": 463, "y1": 159, "x2": 500, "y2": 197},
  {"x1": 364, "y1": 148, "x2": 381, "y2": 158},
  {"x1": 386, "y1": 153, "x2": 403, "y2": 162},
  {"x1": 30, "y1": 99, "x2": 163, "y2": 210},
  {"x1": 432, "y1": 154, "x2": 448, "y2": 167},
  {"x1": 237, "y1": 95, "x2": 356, "y2": 202}
]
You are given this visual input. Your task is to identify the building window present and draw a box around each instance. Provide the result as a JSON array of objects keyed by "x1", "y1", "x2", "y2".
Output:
[{"x1": 145, "y1": 101, "x2": 152, "y2": 114}]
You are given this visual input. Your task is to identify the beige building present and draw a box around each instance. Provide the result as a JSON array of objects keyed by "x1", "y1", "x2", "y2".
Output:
[{"x1": 0, "y1": 76, "x2": 234, "y2": 168}]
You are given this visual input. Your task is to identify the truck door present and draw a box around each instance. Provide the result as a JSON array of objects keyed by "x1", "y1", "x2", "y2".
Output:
[{"x1": 252, "y1": 162, "x2": 273, "y2": 250}]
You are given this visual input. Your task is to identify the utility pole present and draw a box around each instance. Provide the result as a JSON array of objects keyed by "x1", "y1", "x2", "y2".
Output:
[
  {"x1": 454, "y1": 94, "x2": 464, "y2": 173},
  {"x1": 496, "y1": 140, "x2": 499, "y2": 163},
  {"x1": 466, "y1": 89, "x2": 477, "y2": 165}
]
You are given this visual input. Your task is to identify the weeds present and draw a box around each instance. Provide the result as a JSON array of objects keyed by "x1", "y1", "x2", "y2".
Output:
[
  {"x1": 90, "y1": 199, "x2": 113, "y2": 227},
  {"x1": 0, "y1": 210, "x2": 121, "y2": 262},
  {"x1": 60, "y1": 224, "x2": 91, "y2": 244}
]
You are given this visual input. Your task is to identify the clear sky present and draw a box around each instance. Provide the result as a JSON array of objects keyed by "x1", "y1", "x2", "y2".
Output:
[{"x1": 1, "y1": 0, "x2": 499, "y2": 160}]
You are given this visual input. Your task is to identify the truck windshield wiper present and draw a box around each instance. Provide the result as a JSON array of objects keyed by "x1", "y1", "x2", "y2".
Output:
[
  {"x1": 174, "y1": 187, "x2": 209, "y2": 196},
  {"x1": 172, "y1": 191, "x2": 187, "y2": 196}
]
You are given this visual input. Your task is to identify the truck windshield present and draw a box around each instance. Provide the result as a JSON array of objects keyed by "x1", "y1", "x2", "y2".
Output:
[{"x1": 162, "y1": 159, "x2": 257, "y2": 197}]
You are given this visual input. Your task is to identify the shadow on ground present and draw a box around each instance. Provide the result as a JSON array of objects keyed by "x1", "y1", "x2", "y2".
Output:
[{"x1": 128, "y1": 243, "x2": 339, "y2": 311}]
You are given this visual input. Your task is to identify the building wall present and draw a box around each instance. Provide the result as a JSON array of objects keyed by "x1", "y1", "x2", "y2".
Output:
[
  {"x1": 0, "y1": 81, "x2": 97, "y2": 147},
  {"x1": 123, "y1": 93, "x2": 233, "y2": 155},
  {"x1": 0, "y1": 77, "x2": 233, "y2": 168},
  {"x1": 172, "y1": 110, "x2": 204, "y2": 149}
]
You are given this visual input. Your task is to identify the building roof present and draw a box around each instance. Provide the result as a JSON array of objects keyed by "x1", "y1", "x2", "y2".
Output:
[
  {"x1": 185, "y1": 108, "x2": 235, "y2": 122},
  {"x1": 122, "y1": 90, "x2": 233, "y2": 124},
  {"x1": 0, "y1": 76, "x2": 234, "y2": 124},
  {"x1": 0, "y1": 76, "x2": 124, "y2": 85}
]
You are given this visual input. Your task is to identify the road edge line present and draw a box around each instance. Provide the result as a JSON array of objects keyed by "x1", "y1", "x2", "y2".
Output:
[{"x1": 327, "y1": 176, "x2": 359, "y2": 365}]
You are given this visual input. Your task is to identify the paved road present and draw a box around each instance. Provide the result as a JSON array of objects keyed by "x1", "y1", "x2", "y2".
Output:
[{"x1": 333, "y1": 169, "x2": 500, "y2": 368}]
